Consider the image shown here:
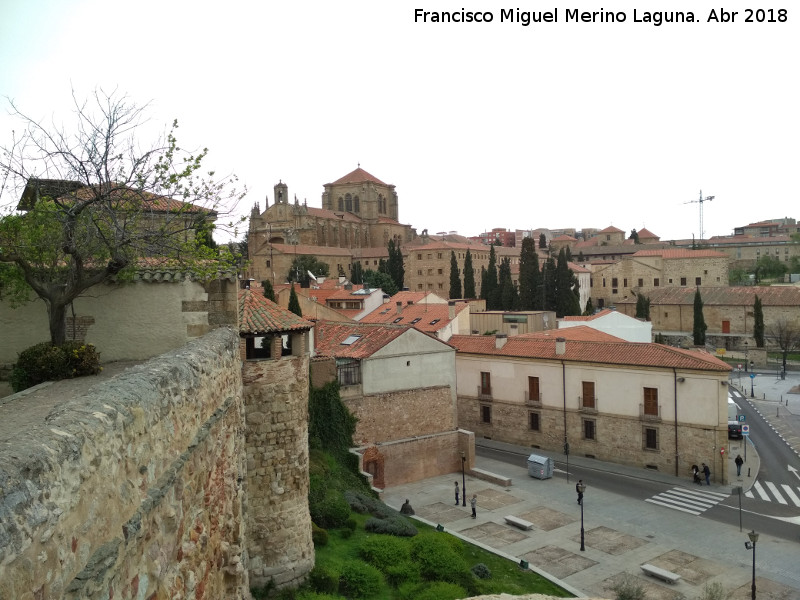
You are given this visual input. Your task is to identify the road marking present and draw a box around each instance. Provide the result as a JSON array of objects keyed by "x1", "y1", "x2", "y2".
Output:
[
  {"x1": 645, "y1": 487, "x2": 727, "y2": 515},
  {"x1": 781, "y1": 485, "x2": 800, "y2": 507},
  {"x1": 766, "y1": 481, "x2": 788, "y2": 505},
  {"x1": 751, "y1": 481, "x2": 771, "y2": 501}
]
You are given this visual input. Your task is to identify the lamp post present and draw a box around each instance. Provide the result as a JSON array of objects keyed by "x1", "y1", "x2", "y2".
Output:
[
  {"x1": 744, "y1": 529, "x2": 758, "y2": 599},
  {"x1": 750, "y1": 370, "x2": 755, "y2": 398},
  {"x1": 744, "y1": 341, "x2": 749, "y2": 372},
  {"x1": 577, "y1": 481, "x2": 586, "y2": 551},
  {"x1": 460, "y1": 451, "x2": 466, "y2": 507}
]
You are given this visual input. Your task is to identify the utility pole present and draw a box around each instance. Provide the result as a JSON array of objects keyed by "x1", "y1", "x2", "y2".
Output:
[{"x1": 685, "y1": 190, "x2": 715, "y2": 242}]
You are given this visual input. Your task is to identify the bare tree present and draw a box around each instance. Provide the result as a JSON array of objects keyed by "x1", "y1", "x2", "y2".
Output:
[
  {"x1": 766, "y1": 318, "x2": 800, "y2": 375},
  {"x1": 0, "y1": 88, "x2": 245, "y2": 345}
]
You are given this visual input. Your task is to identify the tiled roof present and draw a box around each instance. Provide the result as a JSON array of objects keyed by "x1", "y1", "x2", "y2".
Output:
[
  {"x1": 238, "y1": 288, "x2": 313, "y2": 334},
  {"x1": 636, "y1": 227, "x2": 660, "y2": 239},
  {"x1": 314, "y1": 321, "x2": 408, "y2": 359},
  {"x1": 449, "y1": 333, "x2": 730, "y2": 372},
  {"x1": 561, "y1": 309, "x2": 614, "y2": 322},
  {"x1": 389, "y1": 291, "x2": 446, "y2": 305},
  {"x1": 567, "y1": 261, "x2": 590, "y2": 273},
  {"x1": 616, "y1": 286, "x2": 800, "y2": 307},
  {"x1": 632, "y1": 249, "x2": 728, "y2": 259},
  {"x1": 516, "y1": 325, "x2": 623, "y2": 342},
  {"x1": 599, "y1": 225, "x2": 625, "y2": 234},
  {"x1": 328, "y1": 167, "x2": 389, "y2": 187},
  {"x1": 706, "y1": 235, "x2": 793, "y2": 245},
  {"x1": 551, "y1": 234, "x2": 577, "y2": 242},
  {"x1": 360, "y1": 301, "x2": 468, "y2": 333}
]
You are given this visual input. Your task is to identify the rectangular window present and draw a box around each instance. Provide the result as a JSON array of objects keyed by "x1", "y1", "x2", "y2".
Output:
[
  {"x1": 583, "y1": 419, "x2": 596, "y2": 440},
  {"x1": 529, "y1": 412, "x2": 540, "y2": 431},
  {"x1": 438, "y1": 269, "x2": 443, "y2": 275},
  {"x1": 417, "y1": 269, "x2": 423, "y2": 276},
  {"x1": 623, "y1": 278, "x2": 628, "y2": 287},
  {"x1": 695, "y1": 277, "x2": 702, "y2": 285},
  {"x1": 612, "y1": 277, "x2": 618, "y2": 288},
  {"x1": 427, "y1": 269, "x2": 433, "y2": 275},
  {"x1": 581, "y1": 381, "x2": 595, "y2": 409},
  {"x1": 638, "y1": 278, "x2": 644, "y2": 287},
  {"x1": 417, "y1": 254, "x2": 422, "y2": 260},
  {"x1": 528, "y1": 376, "x2": 540, "y2": 403},
  {"x1": 266, "y1": 259, "x2": 271, "y2": 268},
  {"x1": 481, "y1": 405, "x2": 492, "y2": 424},
  {"x1": 643, "y1": 387, "x2": 658, "y2": 416},
  {"x1": 680, "y1": 277, "x2": 687, "y2": 286},
  {"x1": 480, "y1": 372, "x2": 492, "y2": 396},
  {"x1": 644, "y1": 427, "x2": 658, "y2": 450},
  {"x1": 437, "y1": 253, "x2": 443, "y2": 259},
  {"x1": 654, "y1": 278, "x2": 660, "y2": 287},
  {"x1": 337, "y1": 359, "x2": 362, "y2": 386}
]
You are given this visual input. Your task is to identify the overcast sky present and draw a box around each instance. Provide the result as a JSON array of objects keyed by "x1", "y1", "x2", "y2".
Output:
[{"x1": 1, "y1": 0, "x2": 797, "y2": 243}]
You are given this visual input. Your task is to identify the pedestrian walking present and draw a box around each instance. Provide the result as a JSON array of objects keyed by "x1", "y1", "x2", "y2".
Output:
[
  {"x1": 454, "y1": 481, "x2": 460, "y2": 505},
  {"x1": 735, "y1": 454, "x2": 744, "y2": 477},
  {"x1": 702, "y1": 462, "x2": 711, "y2": 485},
  {"x1": 576, "y1": 479, "x2": 584, "y2": 505},
  {"x1": 470, "y1": 494, "x2": 477, "y2": 518}
]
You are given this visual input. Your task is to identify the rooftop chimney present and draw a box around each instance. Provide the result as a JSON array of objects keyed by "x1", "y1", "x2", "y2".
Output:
[
  {"x1": 396, "y1": 301, "x2": 403, "y2": 315},
  {"x1": 555, "y1": 337, "x2": 566, "y2": 356},
  {"x1": 495, "y1": 333, "x2": 508, "y2": 349},
  {"x1": 448, "y1": 300, "x2": 456, "y2": 320}
]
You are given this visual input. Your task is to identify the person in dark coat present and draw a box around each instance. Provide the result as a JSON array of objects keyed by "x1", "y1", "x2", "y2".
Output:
[
  {"x1": 735, "y1": 454, "x2": 744, "y2": 477},
  {"x1": 692, "y1": 464, "x2": 701, "y2": 484},
  {"x1": 454, "y1": 481, "x2": 460, "y2": 505},
  {"x1": 702, "y1": 462, "x2": 711, "y2": 485},
  {"x1": 400, "y1": 499, "x2": 415, "y2": 515}
]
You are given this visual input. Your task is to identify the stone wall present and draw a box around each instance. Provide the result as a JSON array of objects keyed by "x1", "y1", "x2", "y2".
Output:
[
  {"x1": 242, "y1": 356, "x2": 314, "y2": 591},
  {"x1": 0, "y1": 328, "x2": 249, "y2": 599}
]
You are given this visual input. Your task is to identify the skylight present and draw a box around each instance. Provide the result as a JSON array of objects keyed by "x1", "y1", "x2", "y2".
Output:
[
  {"x1": 341, "y1": 335, "x2": 361, "y2": 345},
  {"x1": 410, "y1": 318, "x2": 421, "y2": 324},
  {"x1": 393, "y1": 317, "x2": 403, "y2": 323},
  {"x1": 429, "y1": 319, "x2": 440, "y2": 325}
]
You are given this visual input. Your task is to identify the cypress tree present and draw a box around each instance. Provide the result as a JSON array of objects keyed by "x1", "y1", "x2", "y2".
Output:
[
  {"x1": 498, "y1": 256, "x2": 517, "y2": 310},
  {"x1": 288, "y1": 283, "x2": 302, "y2": 317},
  {"x1": 386, "y1": 239, "x2": 405, "y2": 291},
  {"x1": 692, "y1": 288, "x2": 707, "y2": 346},
  {"x1": 635, "y1": 294, "x2": 651, "y2": 320},
  {"x1": 484, "y1": 245, "x2": 499, "y2": 309},
  {"x1": 555, "y1": 248, "x2": 580, "y2": 317},
  {"x1": 449, "y1": 251, "x2": 462, "y2": 299},
  {"x1": 539, "y1": 233, "x2": 547, "y2": 249},
  {"x1": 583, "y1": 297, "x2": 594, "y2": 316},
  {"x1": 463, "y1": 249, "x2": 476, "y2": 298},
  {"x1": 261, "y1": 279, "x2": 277, "y2": 302},
  {"x1": 542, "y1": 257, "x2": 557, "y2": 312},
  {"x1": 753, "y1": 295, "x2": 765, "y2": 347},
  {"x1": 518, "y1": 237, "x2": 540, "y2": 310},
  {"x1": 350, "y1": 261, "x2": 363, "y2": 285}
]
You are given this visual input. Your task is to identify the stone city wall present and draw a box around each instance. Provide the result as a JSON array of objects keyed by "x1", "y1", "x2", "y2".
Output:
[{"x1": 0, "y1": 328, "x2": 249, "y2": 600}]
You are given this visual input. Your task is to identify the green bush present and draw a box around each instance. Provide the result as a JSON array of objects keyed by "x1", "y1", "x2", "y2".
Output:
[
  {"x1": 339, "y1": 527, "x2": 353, "y2": 539},
  {"x1": 410, "y1": 534, "x2": 468, "y2": 583},
  {"x1": 359, "y1": 535, "x2": 411, "y2": 571},
  {"x1": 413, "y1": 581, "x2": 468, "y2": 600},
  {"x1": 311, "y1": 522, "x2": 328, "y2": 547},
  {"x1": 338, "y1": 560, "x2": 383, "y2": 599},
  {"x1": 385, "y1": 561, "x2": 420, "y2": 588},
  {"x1": 11, "y1": 341, "x2": 101, "y2": 392},
  {"x1": 364, "y1": 515, "x2": 418, "y2": 537},
  {"x1": 471, "y1": 562, "x2": 492, "y2": 579},
  {"x1": 308, "y1": 565, "x2": 338, "y2": 594},
  {"x1": 310, "y1": 489, "x2": 351, "y2": 529},
  {"x1": 345, "y1": 517, "x2": 358, "y2": 531}
]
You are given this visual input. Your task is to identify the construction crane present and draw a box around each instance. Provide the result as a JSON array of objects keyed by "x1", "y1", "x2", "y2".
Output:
[{"x1": 685, "y1": 190, "x2": 715, "y2": 241}]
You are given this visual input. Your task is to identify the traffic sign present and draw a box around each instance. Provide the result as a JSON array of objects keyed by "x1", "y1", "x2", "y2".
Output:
[
  {"x1": 749, "y1": 373, "x2": 755, "y2": 379},
  {"x1": 742, "y1": 424, "x2": 750, "y2": 435},
  {"x1": 738, "y1": 415, "x2": 745, "y2": 422},
  {"x1": 737, "y1": 363, "x2": 742, "y2": 369}
]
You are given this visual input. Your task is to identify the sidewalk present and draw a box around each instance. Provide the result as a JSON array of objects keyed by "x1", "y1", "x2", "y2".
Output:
[{"x1": 383, "y1": 395, "x2": 800, "y2": 599}]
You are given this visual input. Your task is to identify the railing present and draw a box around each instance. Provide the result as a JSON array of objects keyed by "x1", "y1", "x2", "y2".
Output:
[
  {"x1": 478, "y1": 385, "x2": 492, "y2": 401},
  {"x1": 639, "y1": 403, "x2": 661, "y2": 421},
  {"x1": 578, "y1": 396, "x2": 598, "y2": 414},
  {"x1": 524, "y1": 391, "x2": 542, "y2": 406}
]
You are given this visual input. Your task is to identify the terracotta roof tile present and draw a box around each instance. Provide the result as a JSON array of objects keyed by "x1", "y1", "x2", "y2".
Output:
[
  {"x1": 517, "y1": 325, "x2": 623, "y2": 342},
  {"x1": 314, "y1": 321, "x2": 408, "y2": 358},
  {"x1": 599, "y1": 225, "x2": 625, "y2": 234},
  {"x1": 360, "y1": 301, "x2": 468, "y2": 333},
  {"x1": 239, "y1": 288, "x2": 313, "y2": 334},
  {"x1": 636, "y1": 227, "x2": 659, "y2": 239},
  {"x1": 449, "y1": 334, "x2": 730, "y2": 371},
  {"x1": 560, "y1": 309, "x2": 614, "y2": 322},
  {"x1": 328, "y1": 167, "x2": 389, "y2": 187}
]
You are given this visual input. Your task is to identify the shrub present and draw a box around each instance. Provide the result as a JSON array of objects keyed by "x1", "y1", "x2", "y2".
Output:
[
  {"x1": 338, "y1": 560, "x2": 383, "y2": 599},
  {"x1": 311, "y1": 522, "x2": 328, "y2": 547},
  {"x1": 611, "y1": 573, "x2": 646, "y2": 600},
  {"x1": 359, "y1": 535, "x2": 410, "y2": 571},
  {"x1": 310, "y1": 490, "x2": 351, "y2": 529},
  {"x1": 308, "y1": 565, "x2": 338, "y2": 594},
  {"x1": 339, "y1": 527, "x2": 353, "y2": 539},
  {"x1": 413, "y1": 581, "x2": 468, "y2": 600},
  {"x1": 11, "y1": 341, "x2": 101, "y2": 392},
  {"x1": 699, "y1": 582, "x2": 726, "y2": 600},
  {"x1": 471, "y1": 563, "x2": 492, "y2": 579},
  {"x1": 410, "y1": 534, "x2": 468, "y2": 583},
  {"x1": 62, "y1": 341, "x2": 102, "y2": 376},
  {"x1": 364, "y1": 515, "x2": 417, "y2": 537},
  {"x1": 345, "y1": 517, "x2": 358, "y2": 531},
  {"x1": 385, "y1": 561, "x2": 420, "y2": 588}
]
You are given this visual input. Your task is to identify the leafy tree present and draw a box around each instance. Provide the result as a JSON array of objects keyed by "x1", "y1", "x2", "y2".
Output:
[
  {"x1": 629, "y1": 229, "x2": 640, "y2": 244},
  {"x1": 692, "y1": 288, "x2": 707, "y2": 346},
  {"x1": 493, "y1": 238, "x2": 503, "y2": 246},
  {"x1": 766, "y1": 318, "x2": 800, "y2": 375},
  {"x1": 729, "y1": 267, "x2": 748, "y2": 285},
  {"x1": 386, "y1": 239, "x2": 405, "y2": 291},
  {"x1": 518, "y1": 237, "x2": 540, "y2": 310},
  {"x1": 753, "y1": 255, "x2": 787, "y2": 281},
  {"x1": 498, "y1": 256, "x2": 517, "y2": 310},
  {"x1": 538, "y1": 233, "x2": 547, "y2": 249},
  {"x1": 635, "y1": 294, "x2": 651, "y2": 320},
  {"x1": 0, "y1": 89, "x2": 244, "y2": 345},
  {"x1": 363, "y1": 269, "x2": 398, "y2": 296},
  {"x1": 753, "y1": 295, "x2": 764, "y2": 347},
  {"x1": 261, "y1": 279, "x2": 276, "y2": 302},
  {"x1": 287, "y1": 255, "x2": 330, "y2": 287},
  {"x1": 448, "y1": 251, "x2": 461, "y2": 299},
  {"x1": 288, "y1": 283, "x2": 302, "y2": 316},
  {"x1": 463, "y1": 249, "x2": 476, "y2": 298},
  {"x1": 350, "y1": 260, "x2": 364, "y2": 285}
]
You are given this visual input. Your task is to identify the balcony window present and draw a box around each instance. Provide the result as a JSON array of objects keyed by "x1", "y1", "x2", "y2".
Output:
[{"x1": 581, "y1": 381, "x2": 596, "y2": 409}]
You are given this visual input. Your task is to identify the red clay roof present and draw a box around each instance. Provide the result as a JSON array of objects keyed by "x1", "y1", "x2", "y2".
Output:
[
  {"x1": 599, "y1": 225, "x2": 625, "y2": 234},
  {"x1": 328, "y1": 167, "x2": 389, "y2": 187},
  {"x1": 516, "y1": 325, "x2": 623, "y2": 342},
  {"x1": 636, "y1": 227, "x2": 660, "y2": 239},
  {"x1": 314, "y1": 321, "x2": 409, "y2": 358},
  {"x1": 449, "y1": 334, "x2": 730, "y2": 371},
  {"x1": 616, "y1": 286, "x2": 800, "y2": 306},
  {"x1": 360, "y1": 301, "x2": 468, "y2": 333},
  {"x1": 239, "y1": 288, "x2": 313, "y2": 334},
  {"x1": 560, "y1": 309, "x2": 615, "y2": 322}
]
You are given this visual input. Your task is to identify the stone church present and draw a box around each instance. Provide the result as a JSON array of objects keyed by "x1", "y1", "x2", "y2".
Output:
[{"x1": 247, "y1": 167, "x2": 416, "y2": 284}]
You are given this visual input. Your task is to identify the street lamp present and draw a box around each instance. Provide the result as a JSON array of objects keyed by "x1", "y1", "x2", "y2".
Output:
[
  {"x1": 460, "y1": 451, "x2": 466, "y2": 507},
  {"x1": 750, "y1": 369, "x2": 755, "y2": 398},
  {"x1": 744, "y1": 341, "x2": 749, "y2": 372},
  {"x1": 577, "y1": 481, "x2": 586, "y2": 551},
  {"x1": 744, "y1": 529, "x2": 758, "y2": 600}
]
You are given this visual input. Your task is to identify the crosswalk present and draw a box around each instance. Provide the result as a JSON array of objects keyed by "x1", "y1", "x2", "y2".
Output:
[
  {"x1": 645, "y1": 487, "x2": 729, "y2": 515},
  {"x1": 745, "y1": 481, "x2": 800, "y2": 506}
]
